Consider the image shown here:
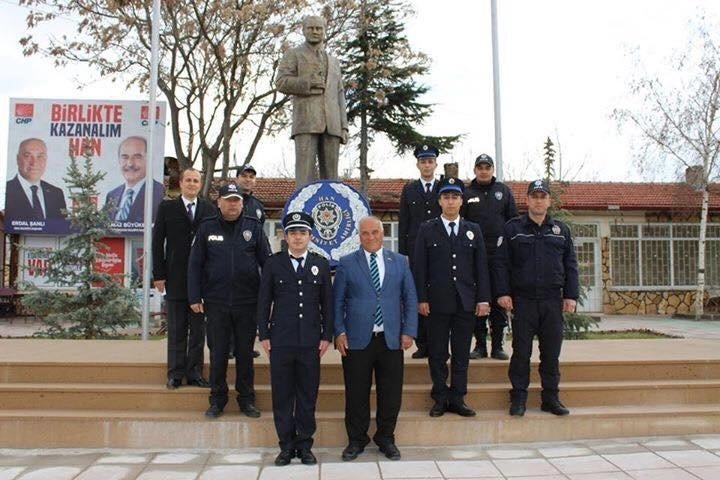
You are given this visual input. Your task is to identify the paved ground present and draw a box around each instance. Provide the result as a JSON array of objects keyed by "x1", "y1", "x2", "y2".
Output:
[{"x1": 2, "y1": 435, "x2": 720, "y2": 479}]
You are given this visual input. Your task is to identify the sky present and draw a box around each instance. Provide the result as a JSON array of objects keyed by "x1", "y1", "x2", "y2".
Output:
[{"x1": 1, "y1": 0, "x2": 719, "y2": 209}]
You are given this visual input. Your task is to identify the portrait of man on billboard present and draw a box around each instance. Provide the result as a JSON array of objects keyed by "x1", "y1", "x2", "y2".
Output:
[
  {"x1": 105, "y1": 135, "x2": 164, "y2": 223},
  {"x1": 5, "y1": 137, "x2": 67, "y2": 223}
]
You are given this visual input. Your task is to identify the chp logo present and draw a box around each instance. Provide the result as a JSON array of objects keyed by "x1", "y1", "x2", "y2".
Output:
[
  {"x1": 14, "y1": 103, "x2": 34, "y2": 125},
  {"x1": 140, "y1": 104, "x2": 162, "y2": 126},
  {"x1": 284, "y1": 181, "x2": 370, "y2": 267}
]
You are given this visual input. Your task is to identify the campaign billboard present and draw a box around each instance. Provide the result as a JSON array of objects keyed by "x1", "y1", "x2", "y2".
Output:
[{"x1": 5, "y1": 98, "x2": 166, "y2": 235}]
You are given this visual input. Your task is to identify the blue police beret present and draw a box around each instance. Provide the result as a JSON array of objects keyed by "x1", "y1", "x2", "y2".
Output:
[
  {"x1": 413, "y1": 144, "x2": 439, "y2": 159},
  {"x1": 283, "y1": 211, "x2": 314, "y2": 231},
  {"x1": 438, "y1": 177, "x2": 464, "y2": 194}
]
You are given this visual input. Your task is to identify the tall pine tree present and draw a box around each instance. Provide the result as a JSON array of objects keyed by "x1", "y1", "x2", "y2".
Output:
[
  {"x1": 21, "y1": 142, "x2": 140, "y2": 338},
  {"x1": 342, "y1": 0, "x2": 460, "y2": 193}
]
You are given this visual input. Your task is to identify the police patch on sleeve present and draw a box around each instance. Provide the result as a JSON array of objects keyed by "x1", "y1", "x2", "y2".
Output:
[
  {"x1": 311, "y1": 265, "x2": 319, "y2": 276},
  {"x1": 256, "y1": 208, "x2": 263, "y2": 220},
  {"x1": 552, "y1": 225, "x2": 561, "y2": 235},
  {"x1": 243, "y1": 230, "x2": 252, "y2": 241},
  {"x1": 466, "y1": 230, "x2": 474, "y2": 240},
  {"x1": 497, "y1": 236, "x2": 503, "y2": 247}
]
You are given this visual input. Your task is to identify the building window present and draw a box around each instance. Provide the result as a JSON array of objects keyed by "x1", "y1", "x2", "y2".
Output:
[
  {"x1": 382, "y1": 221, "x2": 398, "y2": 252},
  {"x1": 610, "y1": 223, "x2": 720, "y2": 289}
]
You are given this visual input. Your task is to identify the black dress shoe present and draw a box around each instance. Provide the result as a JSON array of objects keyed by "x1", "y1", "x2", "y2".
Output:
[
  {"x1": 509, "y1": 402, "x2": 526, "y2": 416},
  {"x1": 240, "y1": 403, "x2": 261, "y2": 418},
  {"x1": 541, "y1": 400, "x2": 570, "y2": 416},
  {"x1": 469, "y1": 346, "x2": 488, "y2": 359},
  {"x1": 274, "y1": 449, "x2": 293, "y2": 466},
  {"x1": 297, "y1": 449, "x2": 317, "y2": 465},
  {"x1": 411, "y1": 347, "x2": 428, "y2": 359},
  {"x1": 166, "y1": 378, "x2": 182, "y2": 389},
  {"x1": 429, "y1": 401, "x2": 446, "y2": 417},
  {"x1": 205, "y1": 404, "x2": 223, "y2": 418},
  {"x1": 447, "y1": 402, "x2": 477, "y2": 417},
  {"x1": 341, "y1": 444, "x2": 364, "y2": 461},
  {"x1": 490, "y1": 349, "x2": 509, "y2": 360},
  {"x1": 379, "y1": 443, "x2": 401, "y2": 461},
  {"x1": 187, "y1": 377, "x2": 210, "y2": 388}
]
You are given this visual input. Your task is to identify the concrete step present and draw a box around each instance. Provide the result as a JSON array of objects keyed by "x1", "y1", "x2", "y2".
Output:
[
  {"x1": 1, "y1": 379, "x2": 718, "y2": 412},
  {"x1": 2, "y1": 404, "x2": 719, "y2": 448},
  {"x1": 3, "y1": 358, "x2": 720, "y2": 385}
]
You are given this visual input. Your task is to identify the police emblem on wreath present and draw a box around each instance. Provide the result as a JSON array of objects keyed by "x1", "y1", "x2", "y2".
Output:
[
  {"x1": 311, "y1": 265, "x2": 319, "y2": 276},
  {"x1": 495, "y1": 191, "x2": 503, "y2": 200},
  {"x1": 466, "y1": 230, "x2": 474, "y2": 240},
  {"x1": 552, "y1": 225, "x2": 561, "y2": 235},
  {"x1": 243, "y1": 230, "x2": 252, "y2": 241},
  {"x1": 284, "y1": 181, "x2": 371, "y2": 267}
]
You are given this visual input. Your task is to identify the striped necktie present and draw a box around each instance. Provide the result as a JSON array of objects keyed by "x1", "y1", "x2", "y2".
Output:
[
  {"x1": 369, "y1": 252, "x2": 383, "y2": 327},
  {"x1": 116, "y1": 188, "x2": 134, "y2": 221}
]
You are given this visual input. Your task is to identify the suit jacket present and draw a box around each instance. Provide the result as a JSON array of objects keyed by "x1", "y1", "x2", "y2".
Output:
[
  {"x1": 333, "y1": 249, "x2": 418, "y2": 350},
  {"x1": 256, "y1": 251, "x2": 333, "y2": 348},
  {"x1": 398, "y1": 179, "x2": 441, "y2": 259},
  {"x1": 151, "y1": 196, "x2": 215, "y2": 301},
  {"x1": 276, "y1": 42, "x2": 348, "y2": 138},
  {"x1": 105, "y1": 179, "x2": 164, "y2": 223},
  {"x1": 5, "y1": 176, "x2": 66, "y2": 221},
  {"x1": 413, "y1": 218, "x2": 491, "y2": 314}
]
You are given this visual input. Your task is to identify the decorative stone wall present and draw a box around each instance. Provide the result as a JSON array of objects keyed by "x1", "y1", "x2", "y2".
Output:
[{"x1": 600, "y1": 210, "x2": 718, "y2": 314}]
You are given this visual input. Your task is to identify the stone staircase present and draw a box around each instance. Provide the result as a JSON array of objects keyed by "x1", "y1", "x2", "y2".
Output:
[{"x1": 1, "y1": 338, "x2": 719, "y2": 448}]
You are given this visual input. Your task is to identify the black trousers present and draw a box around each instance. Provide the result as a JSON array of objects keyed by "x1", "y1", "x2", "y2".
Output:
[
  {"x1": 474, "y1": 307, "x2": 509, "y2": 339},
  {"x1": 427, "y1": 309, "x2": 475, "y2": 406},
  {"x1": 205, "y1": 302, "x2": 257, "y2": 409},
  {"x1": 341, "y1": 334, "x2": 404, "y2": 448},
  {"x1": 508, "y1": 297, "x2": 564, "y2": 403},
  {"x1": 166, "y1": 300, "x2": 205, "y2": 381},
  {"x1": 270, "y1": 346, "x2": 320, "y2": 451}
]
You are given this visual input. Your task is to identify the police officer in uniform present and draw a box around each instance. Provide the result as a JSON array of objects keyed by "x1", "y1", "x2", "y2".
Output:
[
  {"x1": 462, "y1": 153, "x2": 518, "y2": 360},
  {"x1": 398, "y1": 144, "x2": 442, "y2": 359},
  {"x1": 256, "y1": 212, "x2": 332, "y2": 466},
  {"x1": 235, "y1": 164, "x2": 267, "y2": 359},
  {"x1": 188, "y1": 183, "x2": 271, "y2": 419},
  {"x1": 413, "y1": 177, "x2": 491, "y2": 418},
  {"x1": 495, "y1": 179, "x2": 579, "y2": 417},
  {"x1": 236, "y1": 164, "x2": 266, "y2": 226}
]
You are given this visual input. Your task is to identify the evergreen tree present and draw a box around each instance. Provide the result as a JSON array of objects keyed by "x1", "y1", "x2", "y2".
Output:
[
  {"x1": 21, "y1": 143, "x2": 140, "y2": 338},
  {"x1": 542, "y1": 136, "x2": 598, "y2": 338},
  {"x1": 341, "y1": 0, "x2": 460, "y2": 192}
]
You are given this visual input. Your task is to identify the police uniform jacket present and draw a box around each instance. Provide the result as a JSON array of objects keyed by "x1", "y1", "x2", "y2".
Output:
[
  {"x1": 412, "y1": 218, "x2": 491, "y2": 314},
  {"x1": 494, "y1": 214, "x2": 579, "y2": 300},
  {"x1": 256, "y1": 251, "x2": 333, "y2": 348},
  {"x1": 398, "y1": 179, "x2": 441, "y2": 257},
  {"x1": 187, "y1": 213, "x2": 271, "y2": 306},
  {"x1": 242, "y1": 193, "x2": 266, "y2": 226},
  {"x1": 461, "y1": 177, "x2": 517, "y2": 255},
  {"x1": 152, "y1": 196, "x2": 215, "y2": 301}
]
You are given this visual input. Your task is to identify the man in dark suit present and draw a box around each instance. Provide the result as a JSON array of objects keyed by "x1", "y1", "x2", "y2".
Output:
[
  {"x1": 398, "y1": 144, "x2": 442, "y2": 359},
  {"x1": 105, "y1": 136, "x2": 164, "y2": 223},
  {"x1": 413, "y1": 177, "x2": 491, "y2": 418},
  {"x1": 152, "y1": 168, "x2": 214, "y2": 389},
  {"x1": 334, "y1": 216, "x2": 418, "y2": 462},
  {"x1": 256, "y1": 212, "x2": 332, "y2": 467},
  {"x1": 5, "y1": 138, "x2": 66, "y2": 222}
]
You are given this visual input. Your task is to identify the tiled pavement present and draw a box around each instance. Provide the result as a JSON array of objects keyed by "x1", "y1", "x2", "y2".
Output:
[{"x1": 3, "y1": 435, "x2": 720, "y2": 479}]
